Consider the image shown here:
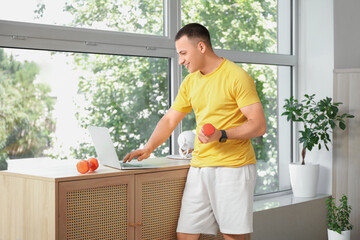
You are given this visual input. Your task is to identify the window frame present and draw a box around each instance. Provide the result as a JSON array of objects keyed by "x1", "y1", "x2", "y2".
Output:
[{"x1": 0, "y1": 0, "x2": 298, "y2": 196}]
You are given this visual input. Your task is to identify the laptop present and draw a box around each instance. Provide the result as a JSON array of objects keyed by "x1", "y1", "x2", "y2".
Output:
[{"x1": 88, "y1": 126, "x2": 159, "y2": 170}]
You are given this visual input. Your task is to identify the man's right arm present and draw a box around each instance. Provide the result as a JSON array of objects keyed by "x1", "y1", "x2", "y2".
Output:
[{"x1": 123, "y1": 108, "x2": 187, "y2": 162}]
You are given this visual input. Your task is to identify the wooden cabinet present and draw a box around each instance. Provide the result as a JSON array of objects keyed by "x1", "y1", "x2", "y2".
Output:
[
  {"x1": 58, "y1": 169, "x2": 188, "y2": 240},
  {"x1": 0, "y1": 158, "x2": 189, "y2": 240}
]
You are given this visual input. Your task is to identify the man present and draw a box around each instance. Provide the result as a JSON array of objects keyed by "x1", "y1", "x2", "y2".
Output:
[{"x1": 124, "y1": 23, "x2": 266, "y2": 240}]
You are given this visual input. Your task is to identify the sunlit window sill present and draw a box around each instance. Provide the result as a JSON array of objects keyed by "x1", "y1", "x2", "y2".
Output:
[{"x1": 253, "y1": 192, "x2": 330, "y2": 212}]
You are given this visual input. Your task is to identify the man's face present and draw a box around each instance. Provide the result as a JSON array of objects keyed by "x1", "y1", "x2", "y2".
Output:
[{"x1": 175, "y1": 36, "x2": 204, "y2": 73}]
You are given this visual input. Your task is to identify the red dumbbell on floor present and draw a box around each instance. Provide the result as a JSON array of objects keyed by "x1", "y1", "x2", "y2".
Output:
[
  {"x1": 76, "y1": 157, "x2": 99, "y2": 174},
  {"x1": 199, "y1": 123, "x2": 215, "y2": 143}
]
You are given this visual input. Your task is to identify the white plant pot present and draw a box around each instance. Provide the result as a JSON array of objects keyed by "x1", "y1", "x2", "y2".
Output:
[
  {"x1": 327, "y1": 229, "x2": 351, "y2": 240},
  {"x1": 289, "y1": 163, "x2": 319, "y2": 198}
]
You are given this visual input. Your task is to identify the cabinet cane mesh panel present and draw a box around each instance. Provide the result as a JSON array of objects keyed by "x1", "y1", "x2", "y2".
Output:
[
  {"x1": 141, "y1": 177, "x2": 186, "y2": 240},
  {"x1": 66, "y1": 184, "x2": 128, "y2": 240}
]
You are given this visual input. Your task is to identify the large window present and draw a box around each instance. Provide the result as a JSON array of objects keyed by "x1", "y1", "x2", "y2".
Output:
[
  {"x1": 0, "y1": 48, "x2": 169, "y2": 164},
  {"x1": 0, "y1": 0, "x2": 164, "y2": 35},
  {"x1": 0, "y1": 0, "x2": 296, "y2": 195}
]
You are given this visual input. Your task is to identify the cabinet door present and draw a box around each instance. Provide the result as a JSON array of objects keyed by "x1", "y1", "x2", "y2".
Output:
[
  {"x1": 134, "y1": 169, "x2": 189, "y2": 240},
  {"x1": 58, "y1": 175, "x2": 134, "y2": 240}
]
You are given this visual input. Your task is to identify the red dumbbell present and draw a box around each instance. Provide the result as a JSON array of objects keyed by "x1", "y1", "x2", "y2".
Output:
[
  {"x1": 77, "y1": 157, "x2": 99, "y2": 174},
  {"x1": 199, "y1": 123, "x2": 215, "y2": 143},
  {"x1": 202, "y1": 123, "x2": 215, "y2": 136}
]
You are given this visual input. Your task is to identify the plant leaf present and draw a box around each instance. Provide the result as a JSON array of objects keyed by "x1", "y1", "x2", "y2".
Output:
[{"x1": 339, "y1": 121, "x2": 346, "y2": 130}]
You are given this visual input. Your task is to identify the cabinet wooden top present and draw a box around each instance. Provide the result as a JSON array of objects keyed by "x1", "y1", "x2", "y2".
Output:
[{"x1": 0, "y1": 157, "x2": 190, "y2": 182}]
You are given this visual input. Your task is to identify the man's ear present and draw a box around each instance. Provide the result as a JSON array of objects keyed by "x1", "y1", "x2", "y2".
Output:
[{"x1": 198, "y1": 41, "x2": 207, "y2": 53}]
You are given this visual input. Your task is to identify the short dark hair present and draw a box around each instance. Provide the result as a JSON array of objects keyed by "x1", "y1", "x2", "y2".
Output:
[{"x1": 175, "y1": 23, "x2": 212, "y2": 49}]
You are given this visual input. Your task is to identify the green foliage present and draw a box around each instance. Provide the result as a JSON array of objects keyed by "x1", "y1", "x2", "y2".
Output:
[
  {"x1": 0, "y1": 49, "x2": 56, "y2": 169},
  {"x1": 34, "y1": 3, "x2": 46, "y2": 19},
  {"x1": 244, "y1": 64, "x2": 277, "y2": 163},
  {"x1": 63, "y1": 0, "x2": 163, "y2": 35},
  {"x1": 282, "y1": 94, "x2": 354, "y2": 165},
  {"x1": 181, "y1": 0, "x2": 277, "y2": 53},
  {"x1": 70, "y1": 142, "x2": 96, "y2": 160},
  {"x1": 326, "y1": 195, "x2": 353, "y2": 234},
  {"x1": 43, "y1": 0, "x2": 169, "y2": 160},
  {"x1": 70, "y1": 54, "x2": 169, "y2": 160}
]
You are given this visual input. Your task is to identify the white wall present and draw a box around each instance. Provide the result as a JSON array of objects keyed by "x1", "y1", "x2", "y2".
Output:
[
  {"x1": 333, "y1": 2, "x2": 360, "y2": 238},
  {"x1": 253, "y1": 197, "x2": 327, "y2": 240},
  {"x1": 334, "y1": 0, "x2": 360, "y2": 69},
  {"x1": 298, "y1": 0, "x2": 334, "y2": 195},
  {"x1": 333, "y1": 70, "x2": 360, "y2": 239}
]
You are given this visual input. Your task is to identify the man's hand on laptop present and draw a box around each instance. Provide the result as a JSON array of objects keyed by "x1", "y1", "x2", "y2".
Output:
[{"x1": 123, "y1": 148, "x2": 151, "y2": 163}]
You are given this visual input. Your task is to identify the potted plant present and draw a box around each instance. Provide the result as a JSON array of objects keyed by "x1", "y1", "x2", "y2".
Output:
[
  {"x1": 282, "y1": 94, "x2": 354, "y2": 197},
  {"x1": 326, "y1": 194, "x2": 353, "y2": 240}
]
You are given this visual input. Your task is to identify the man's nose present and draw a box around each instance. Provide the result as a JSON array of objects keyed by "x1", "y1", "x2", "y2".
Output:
[{"x1": 178, "y1": 56, "x2": 184, "y2": 65}]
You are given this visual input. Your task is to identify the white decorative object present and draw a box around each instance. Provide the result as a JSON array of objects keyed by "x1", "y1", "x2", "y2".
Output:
[
  {"x1": 289, "y1": 163, "x2": 319, "y2": 198},
  {"x1": 178, "y1": 130, "x2": 196, "y2": 158},
  {"x1": 327, "y1": 229, "x2": 351, "y2": 240}
]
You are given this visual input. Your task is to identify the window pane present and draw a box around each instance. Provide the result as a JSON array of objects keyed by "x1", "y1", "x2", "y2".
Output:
[
  {"x1": 181, "y1": 65, "x2": 197, "y2": 131},
  {"x1": 0, "y1": 48, "x2": 169, "y2": 170},
  {"x1": 239, "y1": 63, "x2": 279, "y2": 195},
  {"x1": 181, "y1": 63, "x2": 291, "y2": 194},
  {"x1": 0, "y1": 0, "x2": 164, "y2": 35},
  {"x1": 181, "y1": 0, "x2": 292, "y2": 54}
]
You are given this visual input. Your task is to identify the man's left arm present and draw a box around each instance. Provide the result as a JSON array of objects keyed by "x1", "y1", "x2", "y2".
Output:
[
  {"x1": 226, "y1": 102, "x2": 266, "y2": 139},
  {"x1": 198, "y1": 102, "x2": 266, "y2": 143}
]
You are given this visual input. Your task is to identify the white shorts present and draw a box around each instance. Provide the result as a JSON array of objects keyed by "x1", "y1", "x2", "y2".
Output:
[{"x1": 177, "y1": 164, "x2": 256, "y2": 235}]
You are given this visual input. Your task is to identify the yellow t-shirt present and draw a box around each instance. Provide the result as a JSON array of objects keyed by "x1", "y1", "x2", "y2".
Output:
[{"x1": 171, "y1": 59, "x2": 260, "y2": 167}]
